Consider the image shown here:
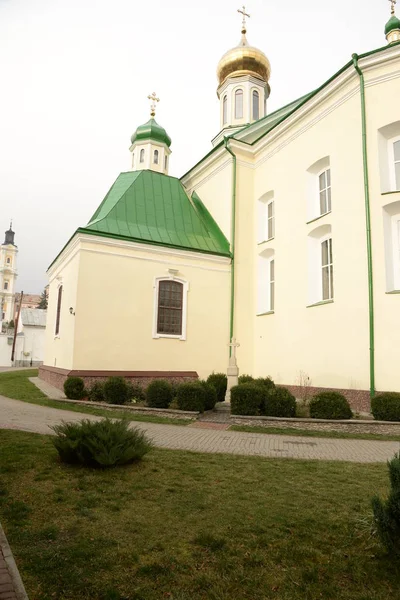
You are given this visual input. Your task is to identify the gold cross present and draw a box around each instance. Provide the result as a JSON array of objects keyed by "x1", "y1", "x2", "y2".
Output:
[
  {"x1": 237, "y1": 5, "x2": 250, "y2": 34},
  {"x1": 390, "y1": 0, "x2": 397, "y2": 15},
  {"x1": 147, "y1": 92, "x2": 160, "y2": 117}
]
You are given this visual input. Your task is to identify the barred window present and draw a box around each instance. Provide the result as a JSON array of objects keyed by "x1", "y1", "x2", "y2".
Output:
[
  {"x1": 157, "y1": 280, "x2": 183, "y2": 336},
  {"x1": 55, "y1": 285, "x2": 63, "y2": 335}
]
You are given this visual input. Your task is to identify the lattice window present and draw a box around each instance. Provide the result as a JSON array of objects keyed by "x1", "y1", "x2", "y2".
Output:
[{"x1": 157, "y1": 280, "x2": 183, "y2": 336}]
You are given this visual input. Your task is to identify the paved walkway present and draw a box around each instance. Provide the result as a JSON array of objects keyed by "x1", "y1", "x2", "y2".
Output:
[
  {"x1": 1, "y1": 395, "x2": 399, "y2": 463},
  {"x1": 0, "y1": 523, "x2": 28, "y2": 600}
]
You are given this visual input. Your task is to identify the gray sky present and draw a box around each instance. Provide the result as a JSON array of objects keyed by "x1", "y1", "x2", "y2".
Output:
[{"x1": 0, "y1": 0, "x2": 391, "y2": 293}]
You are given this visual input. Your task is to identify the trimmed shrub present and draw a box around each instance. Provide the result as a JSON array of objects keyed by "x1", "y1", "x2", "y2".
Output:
[
  {"x1": 146, "y1": 380, "x2": 173, "y2": 409},
  {"x1": 207, "y1": 373, "x2": 227, "y2": 403},
  {"x1": 238, "y1": 374, "x2": 254, "y2": 385},
  {"x1": 176, "y1": 382, "x2": 206, "y2": 412},
  {"x1": 103, "y1": 377, "x2": 130, "y2": 405},
  {"x1": 372, "y1": 452, "x2": 400, "y2": 555},
  {"x1": 51, "y1": 418, "x2": 152, "y2": 468},
  {"x1": 127, "y1": 382, "x2": 146, "y2": 403},
  {"x1": 200, "y1": 381, "x2": 218, "y2": 411},
  {"x1": 254, "y1": 377, "x2": 276, "y2": 393},
  {"x1": 230, "y1": 383, "x2": 266, "y2": 416},
  {"x1": 264, "y1": 387, "x2": 296, "y2": 418},
  {"x1": 309, "y1": 391, "x2": 353, "y2": 420},
  {"x1": 88, "y1": 382, "x2": 105, "y2": 402},
  {"x1": 371, "y1": 393, "x2": 400, "y2": 422},
  {"x1": 64, "y1": 377, "x2": 86, "y2": 400}
]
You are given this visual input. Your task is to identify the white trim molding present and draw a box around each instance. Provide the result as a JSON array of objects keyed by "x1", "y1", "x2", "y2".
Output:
[{"x1": 152, "y1": 276, "x2": 189, "y2": 341}]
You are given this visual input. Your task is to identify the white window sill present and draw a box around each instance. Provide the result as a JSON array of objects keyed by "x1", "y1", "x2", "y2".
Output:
[
  {"x1": 54, "y1": 335, "x2": 60, "y2": 340},
  {"x1": 382, "y1": 190, "x2": 400, "y2": 196},
  {"x1": 257, "y1": 237, "x2": 275, "y2": 246},
  {"x1": 153, "y1": 334, "x2": 186, "y2": 341},
  {"x1": 306, "y1": 299, "x2": 334, "y2": 308},
  {"x1": 256, "y1": 310, "x2": 275, "y2": 317},
  {"x1": 306, "y1": 211, "x2": 331, "y2": 226},
  {"x1": 386, "y1": 290, "x2": 400, "y2": 294}
]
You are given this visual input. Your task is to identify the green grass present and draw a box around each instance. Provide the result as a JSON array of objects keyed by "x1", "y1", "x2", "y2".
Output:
[
  {"x1": 0, "y1": 369, "x2": 191, "y2": 426},
  {"x1": 0, "y1": 429, "x2": 398, "y2": 600},
  {"x1": 230, "y1": 424, "x2": 400, "y2": 442}
]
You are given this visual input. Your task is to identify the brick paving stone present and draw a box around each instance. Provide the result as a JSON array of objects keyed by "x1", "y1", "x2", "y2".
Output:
[{"x1": 1, "y1": 394, "x2": 400, "y2": 463}]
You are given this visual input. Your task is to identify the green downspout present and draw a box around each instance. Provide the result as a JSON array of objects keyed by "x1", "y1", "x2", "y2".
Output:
[
  {"x1": 352, "y1": 53, "x2": 375, "y2": 398},
  {"x1": 224, "y1": 138, "x2": 237, "y2": 354}
]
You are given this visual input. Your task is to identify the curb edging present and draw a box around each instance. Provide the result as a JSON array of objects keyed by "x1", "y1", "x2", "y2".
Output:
[{"x1": 0, "y1": 522, "x2": 29, "y2": 600}]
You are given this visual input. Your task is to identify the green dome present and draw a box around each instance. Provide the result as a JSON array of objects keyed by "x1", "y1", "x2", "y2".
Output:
[
  {"x1": 130, "y1": 118, "x2": 171, "y2": 148},
  {"x1": 385, "y1": 14, "x2": 400, "y2": 35}
]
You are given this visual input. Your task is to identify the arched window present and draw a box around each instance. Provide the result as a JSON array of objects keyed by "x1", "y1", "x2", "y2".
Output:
[
  {"x1": 252, "y1": 90, "x2": 259, "y2": 120},
  {"x1": 157, "y1": 280, "x2": 183, "y2": 336},
  {"x1": 307, "y1": 225, "x2": 333, "y2": 305},
  {"x1": 6, "y1": 257, "x2": 10, "y2": 265},
  {"x1": 235, "y1": 89, "x2": 243, "y2": 119},
  {"x1": 257, "y1": 249, "x2": 275, "y2": 314},
  {"x1": 321, "y1": 238, "x2": 333, "y2": 300},
  {"x1": 55, "y1": 285, "x2": 63, "y2": 335},
  {"x1": 223, "y1": 95, "x2": 228, "y2": 125},
  {"x1": 154, "y1": 149, "x2": 159, "y2": 164},
  {"x1": 132, "y1": 153, "x2": 135, "y2": 167},
  {"x1": 165, "y1": 156, "x2": 168, "y2": 170},
  {"x1": 140, "y1": 149, "x2": 145, "y2": 163}
]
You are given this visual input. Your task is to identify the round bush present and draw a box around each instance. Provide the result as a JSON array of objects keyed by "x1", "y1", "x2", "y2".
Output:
[
  {"x1": 238, "y1": 374, "x2": 254, "y2": 385},
  {"x1": 230, "y1": 383, "x2": 266, "y2": 416},
  {"x1": 371, "y1": 393, "x2": 400, "y2": 421},
  {"x1": 103, "y1": 377, "x2": 130, "y2": 405},
  {"x1": 264, "y1": 387, "x2": 296, "y2": 417},
  {"x1": 200, "y1": 381, "x2": 218, "y2": 411},
  {"x1": 176, "y1": 382, "x2": 206, "y2": 412},
  {"x1": 127, "y1": 382, "x2": 146, "y2": 403},
  {"x1": 51, "y1": 418, "x2": 152, "y2": 468},
  {"x1": 207, "y1": 373, "x2": 227, "y2": 403},
  {"x1": 309, "y1": 392, "x2": 353, "y2": 420},
  {"x1": 254, "y1": 377, "x2": 276, "y2": 393},
  {"x1": 146, "y1": 380, "x2": 173, "y2": 409},
  {"x1": 88, "y1": 382, "x2": 105, "y2": 402},
  {"x1": 64, "y1": 377, "x2": 86, "y2": 400}
]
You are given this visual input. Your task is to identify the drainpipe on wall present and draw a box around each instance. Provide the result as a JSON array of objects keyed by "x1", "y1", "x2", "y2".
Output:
[
  {"x1": 223, "y1": 137, "x2": 237, "y2": 356},
  {"x1": 351, "y1": 53, "x2": 376, "y2": 398}
]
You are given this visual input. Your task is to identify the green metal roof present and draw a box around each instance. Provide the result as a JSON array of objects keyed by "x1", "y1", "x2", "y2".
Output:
[
  {"x1": 385, "y1": 14, "x2": 400, "y2": 35},
  {"x1": 83, "y1": 170, "x2": 230, "y2": 256},
  {"x1": 130, "y1": 118, "x2": 172, "y2": 148}
]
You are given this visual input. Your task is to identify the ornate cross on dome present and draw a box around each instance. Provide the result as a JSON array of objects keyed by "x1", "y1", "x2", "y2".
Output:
[
  {"x1": 389, "y1": 0, "x2": 397, "y2": 15},
  {"x1": 148, "y1": 92, "x2": 160, "y2": 118},
  {"x1": 237, "y1": 5, "x2": 250, "y2": 34}
]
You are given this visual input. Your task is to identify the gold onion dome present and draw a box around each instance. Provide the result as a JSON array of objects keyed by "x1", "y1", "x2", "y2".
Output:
[{"x1": 217, "y1": 32, "x2": 271, "y2": 88}]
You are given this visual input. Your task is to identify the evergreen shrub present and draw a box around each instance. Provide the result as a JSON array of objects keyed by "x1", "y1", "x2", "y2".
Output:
[
  {"x1": 176, "y1": 382, "x2": 206, "y2": 412},
  {"x1": 146, "y1": 380, "x2": 173, "y2": 409},
  {"x1": 264, "y1": 387, "x2": 296, "y2": 418},
  {"x1": 88, "y1": 382, "x2": 105, "y2": 402},
  {"x1": 254, "y1": 377, "x2": 276, "y2": 393},
  {"x1": 51, "y1": 419, "x2": 152, "y2": 468},
  {"x1": 103, "y1": 377, "x2": 130, "y2": 405},
  {"x1": 309, "y1": 391, "x2": 353, "y2": 420},
  {"x1": 238, "y1": 374, "x2": 254, "y2": 384},
  {"x1": 372, "y1": 452, "x2": 400, "y2": 555},
  {"x1": 371, "y1": 393, "x2": 400, "y2": 422},
  {"x1": 207, "y1": 373, "x2": 227, "y2": 403},
  {"x1": 64, "y1": 377, "x2": 86, "y2": 400},
  {"x1": 127, "y1": 382, "x2": 146, "y2": 403},
  {"x1": 200, "y1": 381, "x2": 218, "y2": 411},
  {"x1": 230, "y1": 383, "x2": 265, "y2": 416}
]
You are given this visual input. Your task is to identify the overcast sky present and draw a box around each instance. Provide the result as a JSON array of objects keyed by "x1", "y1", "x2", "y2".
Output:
[{"x1": 0, "y1": 0, "x2": 392, "y2": 293}]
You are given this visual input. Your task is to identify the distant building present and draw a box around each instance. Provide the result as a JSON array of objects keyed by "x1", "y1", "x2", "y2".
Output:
[
  {"x1": 0, "y1": 223, "x2": 18, "y2": 325},
  {"x1": 0, "y1": 308, "x2": 47, "y2": 367},
  {"x1": 14, "y1": 293, "x2": 42, "y2": 320}
]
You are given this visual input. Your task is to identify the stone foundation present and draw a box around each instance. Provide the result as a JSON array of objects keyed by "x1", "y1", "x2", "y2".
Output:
[
  {"x1": 282, "y1": 384, "x2": 372, "y2": 413},
  {"x1": 39, "y1": 365, "x2": 198, "y2": 392}
]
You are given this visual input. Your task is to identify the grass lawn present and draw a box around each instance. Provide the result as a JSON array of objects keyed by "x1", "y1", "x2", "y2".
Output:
[
  {"x1": 0, "y1": 369, "x2": 191, "y2": 426},
  {"x1": 230, "y1": 424, "x2": 400, "y2": 442},
  {"x1": 0, "y1": 429, "x2": 399, "y2": 600}
]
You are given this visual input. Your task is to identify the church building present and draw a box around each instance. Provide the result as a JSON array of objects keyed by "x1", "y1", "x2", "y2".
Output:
[{"x1": 41, "y1": 6, "x2": 400, "y2": 411}]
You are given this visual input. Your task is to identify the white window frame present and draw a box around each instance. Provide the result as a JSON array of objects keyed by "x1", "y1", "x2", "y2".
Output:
[
  {"x1": 257, "y1": 191, "x2": 274, "y2": 243},
  {"x1": 140, "y1": 149, "x2": 145, "y2": 163},
  {"x1": 223, "y1": 95, "x2": 228, "y2": 125},
  {"x1": 6, "y1": 258, "x2": 10, "y2": 265},
  {"x1": 267, "y1": 200, "x2": 275, "y2": 240},
  {"x1": 152, "y1": 276, "x2": 189, "y2": 341},
  {"x1": 389, "y1": 135, "x2": 400, "y2": 192},
  {"x1": 306, "y1": 157, "x2": 330, "y2": 221},
  {"x1": 321, "y1": 236, "x2": 334, "y2": 301},
  {"x1": 257, "y1": 250, "x2": 275, "y2": 314},
  {"x1": 164, "y1": 155, "x2": 168, "y2": 170},
  {"x1": 383, "y1": 201, "x2": 400, "y2": 291},
  {"x1": 308, "y1": 224, "x2": 333, "y2": 305},
  {"x1": 153, "y1": 149, "x2": 159, "y2": 164},
  {"x1": 252, "y1": 90, "x2": 259, "y2": 121},
  {"x1": 3, "y1": 281, "x2": 8, "y2": 291},
  {"x1": 234, "y1": 89, "x2": 244, "y2": 119},
  {"x1": 318, "y1": 167, "x2": 332, "y2": 216}
]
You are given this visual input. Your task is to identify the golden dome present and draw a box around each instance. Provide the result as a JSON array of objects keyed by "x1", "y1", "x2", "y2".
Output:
[{"x1": 217, "y1": 33, "x2": 271, "y2": 88}]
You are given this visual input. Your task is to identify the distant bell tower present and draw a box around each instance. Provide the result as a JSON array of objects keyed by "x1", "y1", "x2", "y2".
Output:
[{"x1": 0, "y1": 222, "x2": 18, "y2": 326}]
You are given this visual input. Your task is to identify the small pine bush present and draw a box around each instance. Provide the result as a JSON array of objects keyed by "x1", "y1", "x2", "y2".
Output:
[
  {"x1": 200, "y1": 381, "x2": 218, "y2": 411},
  {"x1": 264, "y1": 387, "x2": 296, "y2": 418},
  {"x1": 309, "y1": 391, "x2": 353, "y2": 420},
  {"x1": 254, "y1": 377, "x2": 276, "y2": 393},
  {"x1": 88, "y1": 382, "x2": 105, "y2": 402},
  {"x1": 51, "y1": 418, "x2": 152, "y2": 468},
  {"x1": 127, "y1": 382, "x2": 146, "y2": 403},
  {"x1": 146, "y1": 380, "x2": 173, "y2": 409},
  {"x1": 372, "y1": 452, "x2": 400, "y2": 555},
  {"x1": 371, "y1": 393, "x2": 400, "y2": 422},
  {"x1": 64, "y1": 377, "x2": 86, "y2": 400},
  {"x1": 103, "y1": 377, "x2": 130, "y2": 405},
  {"x1": 207, "y1": 373, "x2": 227, "y2": 403},
  {"x1": 230, "y1": 383, "x2": 266, "y2": 416},
  {"x1": 176, "y1": 382, "x2": 206, "y2": 412},
  {"x1": 238, "y1": 374, "x2": 254, "y2": 384}
]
